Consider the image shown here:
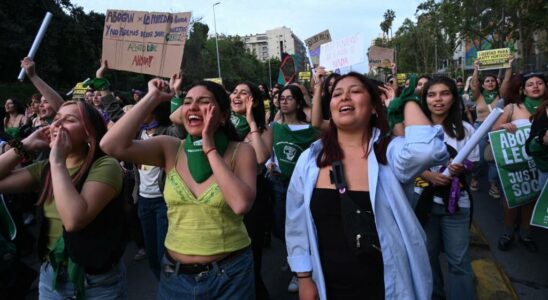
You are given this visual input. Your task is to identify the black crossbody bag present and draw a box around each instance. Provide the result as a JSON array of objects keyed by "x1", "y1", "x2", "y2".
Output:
[{"x1": 331, "y1": 161, "x2": 381, "y2": 257}]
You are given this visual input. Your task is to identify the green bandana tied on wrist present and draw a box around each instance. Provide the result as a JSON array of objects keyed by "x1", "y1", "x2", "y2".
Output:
[
  {"x1": 184, "y1": 131, "x2": 230, "y2": 183},
  {"x1": 524, "y1": 97, "x2": 542, "y2": 115},
  {"x1": 49, "y1": 236, "x2": 86, "y2": 300},
  {"x1": 387, "y1": 74, "x2": 421, "y2": 135},
  {"x1": 83, "y1": 78, "x2": 110, "y2": 91},
  {"x1": 482, "y1": 90, "x2": 498, "y2": 105},
  {"x1": 230, "y1": 112, "x2": 250, "y2": 139}
]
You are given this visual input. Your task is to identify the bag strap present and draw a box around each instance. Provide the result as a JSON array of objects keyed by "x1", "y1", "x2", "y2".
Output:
[{"x1": 330, "y1": 161, "x2": 361, "y2": 210}]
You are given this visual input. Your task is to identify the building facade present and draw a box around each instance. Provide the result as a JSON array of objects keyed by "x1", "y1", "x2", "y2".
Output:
[{"x1": 243, "y1": 26, "x2": 306, "y2": 70}]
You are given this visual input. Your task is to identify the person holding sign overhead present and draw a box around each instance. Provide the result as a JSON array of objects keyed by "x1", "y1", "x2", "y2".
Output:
[
  {"x1": 493, "y1": 71, "x2": 547, "y2": 252},
  {"x1": 101, "y1": 78, "x2": 257, "y2": 299},
  {"x1": 469, "y1": 58, "x2": 506, "y2": 198}
]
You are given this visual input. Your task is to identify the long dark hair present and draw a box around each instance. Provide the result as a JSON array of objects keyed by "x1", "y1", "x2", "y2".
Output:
[
  {"x1": 278, "y1": 85, "x2": 308, "y2": 123},
  {"x1": 421, "y1": 76, "x2": 465, "y2": 140},
  {"x1": 239, "y1": 81, "x2": 266, "y2": 132},
  {"x1": 196, "y1": 80, "x2": 241, "y2": 142},
  {"x1": 321, "y1": 73, "x2": 341, "y2": 120},
  {"x1": 481, "y1": 74, "x2": 500, "y2": 93},
  {"x1": 317, "y1": 72, "x2": 389, "y2": 167},
  {"x1": 38, "y1": 101, "x2": 108, "y2": 205}
]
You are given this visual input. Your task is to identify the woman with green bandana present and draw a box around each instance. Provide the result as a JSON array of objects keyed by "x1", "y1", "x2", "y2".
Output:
[
  {"x1": 492, "y1": 72, "x2": 547, "y2": 253},
  {"x1": 229, "y1": 81, "x2": 271, "y2": 299},
  {"x1": 469, "y1": 58, "x2": 508, "y2": 198},
  {"x1": 101, "y1": 78, "x2": 257, "y2": 299},
  {"x1": 263, "y1": 84, "x2": 318, "y2": 293},
  {"x1": 0, "y1": 101, "x2": 126, "y2": 300}
]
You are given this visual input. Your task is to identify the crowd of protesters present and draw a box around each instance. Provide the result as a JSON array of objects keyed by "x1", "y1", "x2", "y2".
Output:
[{"x1": 0, "y1": 52, "x2": 546, "y2": 300}]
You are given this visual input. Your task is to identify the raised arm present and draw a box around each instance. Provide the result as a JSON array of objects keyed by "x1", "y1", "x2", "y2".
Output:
[
  {"x1": 499, "y1": 55, "x2": 514, "y2": 100},
  {"x1": 21, "y1": 57, "x2": 64, "y2": 112},
  {"x1": 310, "y1": 67, "x2": 330, "y2": 131},
  {"x1": 201, "y1": 105, "x2": 257, "y2": 215},
  {"x1": 245, "y1": 96, "x2": 272, "y2": 164},
  {"x1": 49, "y1": 131, "x2": 123, "y2": 231},
  {"x1": 0, "y1": 127, "x2": 51, "y2": 193},
  {"x1": 470, "y1": 60, "x2": 481, "y2": 101},
  {"x1": 100, "y1": 79, "x2": 176, "y2": 167}
]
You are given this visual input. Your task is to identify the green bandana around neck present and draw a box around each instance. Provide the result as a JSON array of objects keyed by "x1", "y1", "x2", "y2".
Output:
[
  {"x1": 482, "y1": 90, "x2": 498, "y2": 105},
  {"x1": 184, "y1": 131, "x2": 230, "y2": 183},
  {"x1": 524, "y1": 97, "x2": 542, "y2": 115},
  {"x1": 230, "y1": 112, "x2": 250, "y2": 138}
]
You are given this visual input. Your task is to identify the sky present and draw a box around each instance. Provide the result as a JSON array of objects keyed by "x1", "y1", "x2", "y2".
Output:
[{"x1": 71, "y1": 0, "x2": 422, "y2": 72}]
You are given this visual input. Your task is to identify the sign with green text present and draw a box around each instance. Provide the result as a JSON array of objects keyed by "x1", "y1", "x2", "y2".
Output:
[
  {"x1": 489, "y1": 125, "x2": 541, "y2": 208},
  {"x1": 530, "y1": 181, "x2": 548, "y2": 229}
]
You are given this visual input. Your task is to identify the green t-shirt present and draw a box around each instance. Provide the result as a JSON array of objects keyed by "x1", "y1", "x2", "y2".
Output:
[{"x1": 25, "y1": 156, "x2": 123, "y2": 250}]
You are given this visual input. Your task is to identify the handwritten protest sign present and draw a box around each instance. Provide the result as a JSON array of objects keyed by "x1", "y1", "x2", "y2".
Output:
[
  {"x1": 319, "y1": 33, "x2": 365, "y2": 71},
  {"x1": 489, "y1": 125, "x2": 541, "y2": 208},
  {"x1": 204, "y1": 78, "x2": 223, "y2": 86},
  {"x1": 298, "y1": 71, "x2": 311, "y2": 81},
  {"x1": 368, "y1": 46, "x2": 395, "y2": 70},
  {"x1": 396, "y1": 73, "x2": 407, "y2": 86},
  {"x1": 305, "y1": 30, "x2": 331, "y2": 67},
  {"x1": 72, "y1": 82, "x2": 88, "y2": 99},
  {"x1": 477, "y1": 48, "x2": 511, "y2": 71},
  {"x1": 102, "y1": 10, "x2": 191, "y2": 78},
  {"x1": 531, "y1": 181, "x2": 548, "y2": 229}
]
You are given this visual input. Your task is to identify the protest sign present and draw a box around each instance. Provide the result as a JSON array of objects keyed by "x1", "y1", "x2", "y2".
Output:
[
  {"x1": 298, "y1": 71, "x2": 311, "y2": 81},
  {"x1": 204, "y1": 78, "x2": 223, "y2": 86},
  {"x1": 305, "y1": 30, "x2": 331, "y2": 67},
  {"x1": 396, "y1": 73, "x2": 407, "y2": 86},
  {"x1": 72, "y1": 82, "x2": 88, "y2": 99},
  {"x1": 530, "y1": 181, "x2": 548, "y2": 229},
  {"x1": 367, "y1": 46, "x2": 395, "y2": 70},
  {"x1": 477, "y1": 48, "x2": 511, "y2": 71},
  {"x1": 489, "y1": 125, "x2": 541, "y2": 208},
  {"x1": 319, "y1": 33, "x2": 365, "y2": 71},
  {"x1": 102, "y1": 10, "x2": 191, "y2": 78}
]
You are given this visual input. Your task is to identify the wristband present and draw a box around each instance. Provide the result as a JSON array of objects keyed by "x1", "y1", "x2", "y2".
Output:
[
  {"x1": 204, "y1": 147, "x2": 217, "y2": 157},
  {"x1": 8, "y1": 139, "x2": 33, "y2": 160}
]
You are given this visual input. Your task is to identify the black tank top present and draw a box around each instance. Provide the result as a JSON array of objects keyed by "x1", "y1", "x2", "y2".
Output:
[{"x1": 310, "y1": 188, "x2": 384, "y2": 300}]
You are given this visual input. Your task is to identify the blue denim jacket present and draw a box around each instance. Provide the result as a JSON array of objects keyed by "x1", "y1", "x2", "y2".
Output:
[{"x1": 285, "y1": 125, "x2": 449, "y2": 300}]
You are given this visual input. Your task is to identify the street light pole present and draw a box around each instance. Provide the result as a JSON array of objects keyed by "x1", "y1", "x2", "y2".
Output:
[{"x1": 213, "y1": 2, "x2": 222, "y2": 79}]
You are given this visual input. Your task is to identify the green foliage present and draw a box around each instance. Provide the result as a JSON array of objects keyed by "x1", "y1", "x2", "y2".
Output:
[
  {"x1": 0, "y1": 2, "x2": 275, "y2": 101},
  {"x1": 383, "y1": 0, "x2": 547, "y2": 75}
]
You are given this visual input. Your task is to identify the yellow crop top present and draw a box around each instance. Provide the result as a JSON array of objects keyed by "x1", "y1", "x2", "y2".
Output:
[{"x1": 163, "y1": 142, "x2": 251, "y2": 255}]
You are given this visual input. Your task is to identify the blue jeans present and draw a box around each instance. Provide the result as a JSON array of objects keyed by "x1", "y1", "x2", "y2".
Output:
[
  {"x1": 268, "y1": 175, "x2": 289, "y2": 242},
  {"x1": 424, "y1": 204, "x2": 476, "y2": 300},
  {"x1": 38, "y1": 261, "x2": 126, "y2": 299},
  {"x1": 158, "y1": 248, "x2": 255, "y2": 300},
  {"x1": 138, "y1": 195, "x2": 168, "y2": 279}
]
